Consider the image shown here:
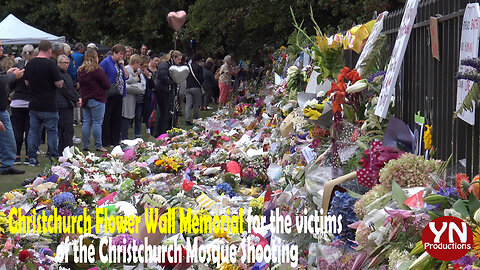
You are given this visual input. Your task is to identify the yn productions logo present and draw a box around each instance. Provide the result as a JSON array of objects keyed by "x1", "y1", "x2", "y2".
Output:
[{"x1": 422, "y1": 216, "x2": 473, "y2": 261}]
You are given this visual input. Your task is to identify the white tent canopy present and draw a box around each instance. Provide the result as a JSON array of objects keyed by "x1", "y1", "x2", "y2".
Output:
[{"x1": 0, "y1": 14, "x2": 65, "y2": 45}]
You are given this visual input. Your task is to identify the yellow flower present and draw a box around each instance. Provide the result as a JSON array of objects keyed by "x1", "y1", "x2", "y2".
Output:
[
  {"x1": 424, "y1": 125, "x2": 432, "y2": 150},
  {"x1": 472, "y1": 226, "x2": 480, "y2": 256},
  {"x1": 279, "y1": 46, "x2": 286, "y2": 50},
  {"x1": 303, "y1": 108, "x2": 322, "y2": 120}
]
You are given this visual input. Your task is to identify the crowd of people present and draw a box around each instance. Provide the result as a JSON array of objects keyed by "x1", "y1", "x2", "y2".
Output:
[{"x1": 0, "y1": 40, "x2": 251, "y2": 175}]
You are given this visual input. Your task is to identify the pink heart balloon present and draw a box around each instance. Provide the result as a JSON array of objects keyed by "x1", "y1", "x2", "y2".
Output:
[{"x1": 167, "y1": 10, "x2": 187, "y2": 31}]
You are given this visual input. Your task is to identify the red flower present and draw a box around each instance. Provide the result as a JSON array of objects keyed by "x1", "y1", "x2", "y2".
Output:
[{"x1": 19, "y1": 250, "x2": 30, "y2": 262}]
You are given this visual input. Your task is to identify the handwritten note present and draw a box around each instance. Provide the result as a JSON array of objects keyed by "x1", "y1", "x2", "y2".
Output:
[
  {"x1": 456, "y1": 3, "x2": 480, "y2": 126},
  {"x1": 356, "y1": 11, "x2": 389, "y2": 76},
  {"x1": 375, "y1": 0, "x2": 420, "y2": 119}
]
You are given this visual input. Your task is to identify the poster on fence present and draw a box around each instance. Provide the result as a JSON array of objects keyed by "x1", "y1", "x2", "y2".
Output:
[
  {"x1": 375, "y1": 0, "x2": 420, "y2": 119},
  {"x1": 355, "y1": 11, "x2": 389, "y2": 76},
  {"x1": 456, "y1": 3, "x2": 480, "y2": 126}
]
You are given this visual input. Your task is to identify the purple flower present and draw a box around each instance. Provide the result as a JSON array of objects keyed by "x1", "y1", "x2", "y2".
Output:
[
  {"x1": 112, "y1": 234, "x2": 142, "y2": 247},
  {"x1": 452, "y1": 255, "x2": 476, "y2": 267},
  {"x1": 461, "y1": 57, "x2": 480, "y2": 72},
  {"x1": 367, "y1": 71, "x2": 386, "y2": 84},
  {"x1": 52, "y1": 192, "x2": 76, "y2": 209}
]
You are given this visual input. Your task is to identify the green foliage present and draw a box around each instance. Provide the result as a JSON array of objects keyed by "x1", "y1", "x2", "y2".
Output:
[
  {"x1": 0, "y1": 0, "x2": 403, "y2": 60},
  {"x1": 453, "y1": 83, "x2": 480, "y2": 123},
  {"x1": 357, "y1": 34, "x2": 388, "y2": 78}
]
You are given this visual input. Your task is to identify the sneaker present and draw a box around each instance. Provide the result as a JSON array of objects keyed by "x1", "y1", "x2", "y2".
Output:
[
  {"x1": 146, "y1": 128, "x2": 151, "y2": 134},
  {"x1": 14, "y1": 157, "x2": 21, "y2": 165},
  {"x1": 23, "y1": 157, "x2": 30, "y2": 165},
  {"x1": 73, "y1": 136, "x2": 82, "y2": 144},
  {"x1": 0, "y1": 167, "x2": 25, "y2": 175},
  {"x1": 207, "y1": 106, "x2": 213, "y2": 110},
  {"x1": 185, "y1": 121, "x2": 193, "y2": 126},
  {"x1": 37, "y1": 150, "x2": 46, "y2": 155},
  {"x1": 96, "y1": 147, "x2": 108, "y2": 152},
  {"x1": 29, "y1": 157, "x2": 40, "y2": 167}
]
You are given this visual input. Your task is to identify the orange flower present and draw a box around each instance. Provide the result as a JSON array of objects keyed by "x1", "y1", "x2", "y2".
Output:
[
  {"x1": 470, "y1": 175, "x2": 480, "y2": 199},
  {"x1": 456, "y1": 173, "x2": 469, "y2": 199}
]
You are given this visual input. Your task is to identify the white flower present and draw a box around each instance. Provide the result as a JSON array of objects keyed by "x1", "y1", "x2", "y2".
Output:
[
  {"x1": 287, "y1": 66, "x2": 299, "y2": 77},
  {"x1": 303, "y1": 98, "x2": 319, "y2": 109},
  {"x1": 316, "y1": 91, "x2": 326, "y2": 98},
  {"x1": 368, "y1": 225, "x2": 389, "y2": 245},
  {"x1": 444, "y1": 209, "x2": 462, "y2": 219},
  {"x1": 346, "y1": 79, "x2": 368, "y2": 93}
]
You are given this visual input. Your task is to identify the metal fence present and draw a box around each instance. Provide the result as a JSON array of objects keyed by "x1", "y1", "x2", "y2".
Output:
[{"x1": 346, "y1": 0, "x2": 480, "y2": 177}]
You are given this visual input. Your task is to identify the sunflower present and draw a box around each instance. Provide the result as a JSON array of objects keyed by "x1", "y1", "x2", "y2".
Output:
[{"x1": 472, "y1": 226, "x2": 480, "y2": 257}]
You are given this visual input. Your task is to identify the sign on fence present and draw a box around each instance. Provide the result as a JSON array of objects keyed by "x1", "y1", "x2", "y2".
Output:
[
  {"x1": 355, "y1": 11, "x2": 389, "y2": 76},
  {"x1": 375, "y1": 0, "x2": 420, "y2": 119},
  {"x1": 456, "y1": 3, "x2": 480, "y2": 126}
]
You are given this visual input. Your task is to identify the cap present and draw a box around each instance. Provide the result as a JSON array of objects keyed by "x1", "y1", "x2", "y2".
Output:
[
  {"x1": 87, "y1": 43, "x2": 98, "y2": 50},
  {"x1": 22, "y1": 44, "x2": 34, "y2": 54}
]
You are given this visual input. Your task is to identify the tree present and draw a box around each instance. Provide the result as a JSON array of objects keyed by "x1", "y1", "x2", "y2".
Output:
[{"x1": 181, "y1": 0, "x2": 402, "y2": 61}]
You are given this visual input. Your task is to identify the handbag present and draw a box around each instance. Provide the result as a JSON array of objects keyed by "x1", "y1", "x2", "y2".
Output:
[
  {"x1": 188, "y1": 63, "x2": 205, "y2": 95},
  {"x1": 106, "y1": 83, "x2": 119, "y2": 97}
]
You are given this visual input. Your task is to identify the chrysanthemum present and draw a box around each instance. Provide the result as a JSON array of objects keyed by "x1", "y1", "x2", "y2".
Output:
[{"x1": 472, "y1": 226, "x2": 480, "y2": 257}]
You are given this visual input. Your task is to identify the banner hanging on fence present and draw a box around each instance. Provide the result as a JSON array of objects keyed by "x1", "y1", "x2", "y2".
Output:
[
  {"x1": 375, "y1": 0, "x2": 420, "y2": 119},
  {"x1": 355, "y1": 11, "x2": 389, "y2": 76},
  {"x1": 456, "y1": 3, "x2": 480, "y2": 126}
]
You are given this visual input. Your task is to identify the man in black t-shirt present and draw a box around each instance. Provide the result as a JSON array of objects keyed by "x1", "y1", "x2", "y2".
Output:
[{"x1": 25, "y1": 40, "x2": 64, "y2": 166}]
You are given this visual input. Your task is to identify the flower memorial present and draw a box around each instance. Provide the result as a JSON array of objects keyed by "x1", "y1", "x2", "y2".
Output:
[{"x1": 0, "y1": 5, "x2": 478, "y2": 270}]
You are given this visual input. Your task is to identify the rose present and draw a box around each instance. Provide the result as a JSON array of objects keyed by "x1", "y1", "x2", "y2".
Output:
[{"x1": 19, "y1": 250, "x2": 30, "y2": 262}]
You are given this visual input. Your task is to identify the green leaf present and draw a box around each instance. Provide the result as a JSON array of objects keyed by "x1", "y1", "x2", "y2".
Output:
[
  {"x1": 423, "y1": 194, "x2": 451, "y2": 207},
  {"x1": 25, "y1": 263, "x2": 36, "y2": 270},
  {"x1": 469, "y1": 192, "x2": 480, "y2": 217},
  {"x1": 453, "y1": 199, "x2": 470, "y2": 218},
  {"x1": 427, "y1": 210, "x2": 441, "y2": 220},
  {"x1": 453, "y1": 83, "x2": 480, "y2": 123},
  {"x1": 392, "y1": 180, "x2": 410, "y2": 210}
]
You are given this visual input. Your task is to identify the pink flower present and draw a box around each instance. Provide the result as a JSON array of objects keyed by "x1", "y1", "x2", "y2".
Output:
[
  {"x1": 122, "y1": 149, "x2": 136, "y2": 162},
  {"x1": 384, "y1": 209, "x2": 413, "y2": 226},
  {"x1": 2, "y1": 240, "x2": 13, "y2": 252}
]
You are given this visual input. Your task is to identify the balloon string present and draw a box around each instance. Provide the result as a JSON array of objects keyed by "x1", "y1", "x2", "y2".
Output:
[{"x1": 174, "y1": 31, "x2": 178, "y2": 50}]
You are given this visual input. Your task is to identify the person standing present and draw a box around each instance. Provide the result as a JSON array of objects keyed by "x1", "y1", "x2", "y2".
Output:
[
  {"x1": 0, "y1": 66, "x2": 25, "y2": 174},
  {"x1": 218, "y1": 55, "x2": 238, "y2": 107},
  {"x1": 100, "y1": 44, "x2": 128, "y2": 147},
  {"x1": 144, "y1": 55, "x2": 158, "y2": 134},
  {"x1": 9, "y1": 45, "x2": 33, "y2": 164},
  {"x1": 71, "y1": 43, "x2": 85, "y2": 126},
  {"x1": 56, "y1": 55, "x2": 81, "y2": 154},
  {"x1": 153, "y1": 50, "x2": 182, "y2": 137},
  {"x1": 78, "y1": 50, "x2": 110, "y2": 152},
  {"x1": 121, "y1": 54, "x2": 145, "y2": 140},
  {"x1": 25, "y1": 40, "x2": 64, "y2": 166},
  {"x1": 185, "y1": 53, "x2": 204, "y2": 126},
  {"x1": 202, "y1": 58, "x2": 216, "y2": 110},
  {"x1": 71, "y1": 42, "x2": 85, "y2": 77}
]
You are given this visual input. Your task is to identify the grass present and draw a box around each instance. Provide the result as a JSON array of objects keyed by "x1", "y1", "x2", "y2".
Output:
[{"x1": 0, "y1": 103, "x2": 218, "y2": 195}]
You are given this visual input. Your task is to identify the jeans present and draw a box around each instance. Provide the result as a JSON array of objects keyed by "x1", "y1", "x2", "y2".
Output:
[
  {"x1": 0, "y1": 110, "x2": 16, "y2": 171},
  {"x1": 11, "y1": 107, "x2": 29, "y2": 156},
  {"x1": 134, "y1": 103, "x2": 143, "y2": 137},
  {"x1": 58, "y1": 108, "x2": 74, "y2": 154},
  {"x1": 27, "y1": 110, "x2": 59, "y2": 159},
  {"x1": 185, "y1": 87, "x2": 202, "y2": 122},
  {"x1": 82, "y1": 99, "x2": 105, "y2": 149},
  {"x1": 103, "y1": 95, "x2": 123, "y2": 146}
]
